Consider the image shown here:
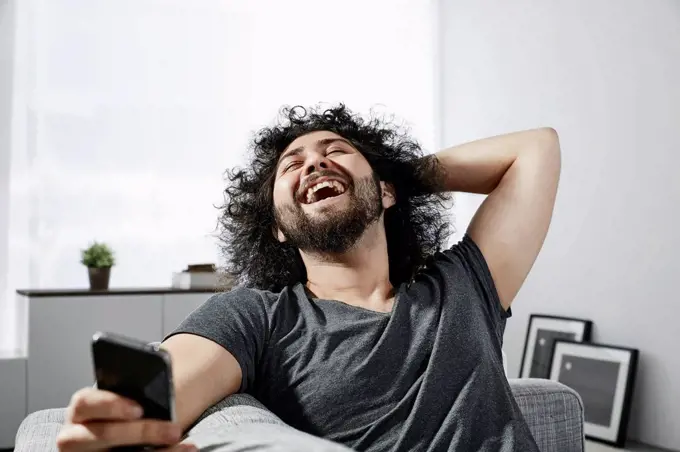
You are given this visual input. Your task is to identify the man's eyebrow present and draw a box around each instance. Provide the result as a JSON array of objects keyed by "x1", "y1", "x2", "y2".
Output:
[{"x1": 278, "y1": 138, "x2": 354, "y2": 164}]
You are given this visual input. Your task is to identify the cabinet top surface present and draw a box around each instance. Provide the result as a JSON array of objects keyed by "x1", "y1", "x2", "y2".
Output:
[{"x1": 16, "y1": 287, "x2": 227, "y2": 297}]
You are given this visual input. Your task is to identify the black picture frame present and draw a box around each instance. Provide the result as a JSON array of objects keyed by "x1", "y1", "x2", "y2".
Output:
[
  {"x1": 519, "y1": 314, "x2": 592, "y2": 379},
  {"x1": 549, "y1": 340, "x2": 639, "y2": 448}
]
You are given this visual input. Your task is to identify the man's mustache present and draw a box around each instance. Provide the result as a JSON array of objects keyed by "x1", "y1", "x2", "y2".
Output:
[{"x1": 296, "y1": 170, "x2": 351, "y2": 202}]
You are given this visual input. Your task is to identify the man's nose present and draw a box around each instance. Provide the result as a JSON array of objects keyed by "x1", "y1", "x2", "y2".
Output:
[{"x1": 303, "y1": 153, "x2": 330, "y2": 176}]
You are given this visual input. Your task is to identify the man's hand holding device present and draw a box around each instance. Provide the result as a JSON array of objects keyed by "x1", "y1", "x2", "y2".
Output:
[{"x1": 56, "y1": 332, "x2": 198, "y2": 452}]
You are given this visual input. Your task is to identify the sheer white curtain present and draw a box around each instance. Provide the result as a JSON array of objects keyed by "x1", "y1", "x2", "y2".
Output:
[{"x1": 2, "y1": 0, "x2": 438, "y2": 352}]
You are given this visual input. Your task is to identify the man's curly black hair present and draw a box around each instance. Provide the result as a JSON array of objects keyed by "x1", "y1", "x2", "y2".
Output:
[{"x1": 218, "y1": 104, "x2": 452, "y2": 292}]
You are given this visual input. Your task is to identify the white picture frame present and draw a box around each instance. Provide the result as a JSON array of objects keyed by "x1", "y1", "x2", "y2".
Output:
[
  {"x1": 550, "y1": 340, "x2": 639, "y2": 448},
  {"x1": 519, "y1": 314, "x2": 592, "y2": 379}
]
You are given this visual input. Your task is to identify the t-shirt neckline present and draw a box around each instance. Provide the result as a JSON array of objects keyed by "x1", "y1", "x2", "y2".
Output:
[{"x1": 296, "y1": 282, "x2": 399, "y2": 316}]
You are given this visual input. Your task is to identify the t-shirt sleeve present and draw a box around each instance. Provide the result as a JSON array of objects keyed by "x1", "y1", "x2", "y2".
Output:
[
  {"x1": 443, "y1": 234, "x2": 511, "y2": 341},
  {"x1": 162, "y1": 287, "x2": 270, "y2": 393}
]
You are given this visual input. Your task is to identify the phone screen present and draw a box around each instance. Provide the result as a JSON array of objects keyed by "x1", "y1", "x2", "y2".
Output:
[{"x1": 92, "y1": 333, "x2": 174, "y2": 421}]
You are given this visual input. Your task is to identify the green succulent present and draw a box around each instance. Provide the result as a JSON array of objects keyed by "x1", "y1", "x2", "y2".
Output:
[{"x1": 81, "y1": 242, "x2": 116, "y2": 268}]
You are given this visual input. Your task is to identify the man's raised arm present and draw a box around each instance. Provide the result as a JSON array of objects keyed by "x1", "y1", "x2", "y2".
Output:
[{"x1": 433, "y1": 128, "x2": 561, "y2": 309}]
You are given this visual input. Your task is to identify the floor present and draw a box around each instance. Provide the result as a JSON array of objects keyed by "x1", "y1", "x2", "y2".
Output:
[
  {"x1": 2, "y1": 443, "x2": 672, "y2": 452},
  {"x1": 586, "y1": 440, "x2": 677, "y2": 452},
  {"x1": 1, "y1": 442, "x2": 672, "y2": 452}
]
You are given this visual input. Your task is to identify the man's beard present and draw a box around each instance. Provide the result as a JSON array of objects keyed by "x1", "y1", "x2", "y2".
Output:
[{"x1": 274, "y1": 173, "x2": 383, "y2": 254}]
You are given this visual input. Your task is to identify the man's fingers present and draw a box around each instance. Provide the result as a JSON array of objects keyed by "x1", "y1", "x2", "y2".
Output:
[
  {"x1": 93, "y1": 419, "x2": 182, "y2": 448},
  {"x1": 57, "y1": 419, "x2": 181, "y2": 450},
  {"x1": 67, "y1": 388, "x2": 142, "y2": 423},
  {"x1": 158, "y1": 443, "x2": 199, "y2": 452},
  {"x1": 57, "y1": 423, "x2": 103, "y2": 452}
]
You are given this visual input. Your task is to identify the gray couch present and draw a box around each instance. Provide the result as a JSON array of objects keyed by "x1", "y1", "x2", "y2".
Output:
[{"x1": 15, "y1": 378, "x2": 584, "y2": 452}]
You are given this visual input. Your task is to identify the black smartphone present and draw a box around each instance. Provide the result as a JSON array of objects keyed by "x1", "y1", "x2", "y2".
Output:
[{"x1": 91, "y1": 331, "x2": 176, "y2": 422}]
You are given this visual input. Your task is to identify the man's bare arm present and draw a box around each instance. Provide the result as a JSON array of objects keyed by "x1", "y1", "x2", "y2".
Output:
[
  {"x1": 434, "y1": 128, "x2": 561, "y2": 309},
  {"x1": 161, "y1": 333, "x2": 242, "y2": 432}
]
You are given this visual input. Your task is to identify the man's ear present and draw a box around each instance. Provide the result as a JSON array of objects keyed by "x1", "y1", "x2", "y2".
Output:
[
  {"x1": 380, "y1": 181, "x2": 396, "y2": 209},
  {"x1": 273, "y1": 226, "x2": 287, "y2": 243}
]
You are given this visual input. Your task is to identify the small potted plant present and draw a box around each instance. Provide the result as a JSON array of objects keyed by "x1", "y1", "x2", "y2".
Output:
[{"x1": 81, "y1": 241, "x2": 116, "y2": 290}]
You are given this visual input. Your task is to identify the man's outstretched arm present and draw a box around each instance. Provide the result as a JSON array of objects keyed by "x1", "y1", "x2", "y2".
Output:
[{"x1": 433, "y1": 128, "x2": 562, "y2": 310}]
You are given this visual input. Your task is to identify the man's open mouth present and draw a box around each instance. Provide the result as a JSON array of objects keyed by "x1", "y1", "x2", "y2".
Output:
[{"x1": 302, "y1": 180, "x2": 347, "y2": 204}]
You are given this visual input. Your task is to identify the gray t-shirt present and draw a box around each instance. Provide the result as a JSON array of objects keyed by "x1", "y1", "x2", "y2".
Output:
[{"x1": 166, "y1": 236, "x2": 539, "y2": 451}]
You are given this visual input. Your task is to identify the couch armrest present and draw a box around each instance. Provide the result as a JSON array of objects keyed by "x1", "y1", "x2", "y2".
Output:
[
  {"x1": 16, "y1": 380, "x2": 584, "y2": 452},
  {"x1": 509, "y1": 378, "x2": 585, "y2": 452},
  {"x1": 15, "y1": 396, "x2": 349, "y2": 452},
  {"x1": 14, "y1": 408, "x2": 65, "y2": 452},
  {"x1": 186, "y1": 393, "x2": 286, "y2": 434}
]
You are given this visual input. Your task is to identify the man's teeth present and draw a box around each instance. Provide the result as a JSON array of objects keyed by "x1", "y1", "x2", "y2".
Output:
[{"x1": 305, "y1": 180, "x2": 346, "y2": 204}]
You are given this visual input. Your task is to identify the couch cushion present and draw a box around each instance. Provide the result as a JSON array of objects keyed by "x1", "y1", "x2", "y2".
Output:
[{"x1": 510, "y1": 378, "x2": 585, "y2": 452}]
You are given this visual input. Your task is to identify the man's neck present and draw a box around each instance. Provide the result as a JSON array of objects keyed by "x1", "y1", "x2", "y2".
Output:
[{"x1": 300, "y1": 222, "x2": 394, "y2": 313}]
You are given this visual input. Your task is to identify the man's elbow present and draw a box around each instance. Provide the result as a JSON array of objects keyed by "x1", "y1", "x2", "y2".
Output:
[
  {"x1": 539, "y1": 127, "x2": 561, "y2": 151},
  {"x1": 519, "y1": 128, "x2": 561, "y2": 185},
  {"x1": 531, "y1": 127, "x2": 561, "y2": 167},
  {"x1": 537, "y1": 128, "x2": 562, "y2": 186}
]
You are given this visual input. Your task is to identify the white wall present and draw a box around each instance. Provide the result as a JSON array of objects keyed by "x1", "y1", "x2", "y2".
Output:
[
  {"x1": 0, "y1": 0, "x2": 15, "y2": 352},
  {"x1": 438, "y1": 0, "x2": 680, "y2": 449},
  {"x1": 2, "y1": 0, "x2": 437, "y2": 349}
]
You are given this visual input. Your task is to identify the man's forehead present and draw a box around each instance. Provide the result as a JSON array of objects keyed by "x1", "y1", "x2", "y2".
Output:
[{"x1": 283, "y1": 131, "x2": 347, "y2": 152}]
